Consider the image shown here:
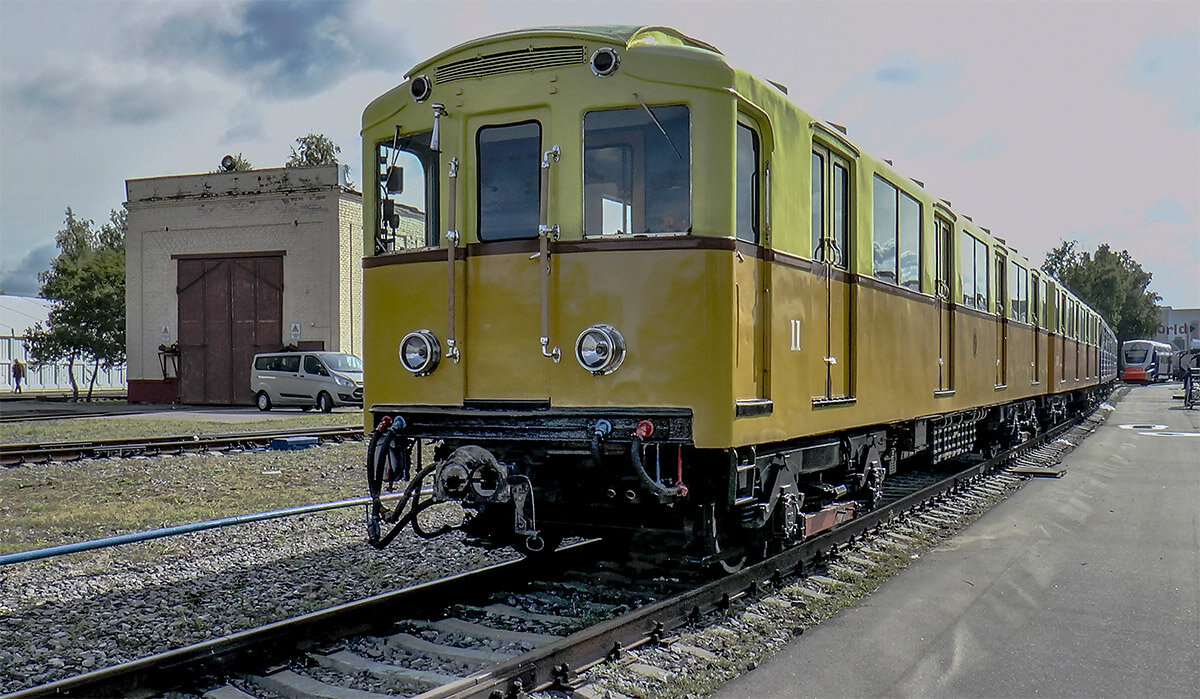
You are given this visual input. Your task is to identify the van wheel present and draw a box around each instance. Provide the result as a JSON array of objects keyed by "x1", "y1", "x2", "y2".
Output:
[
  {"x1": 317, "y1": 392, "x2": 333, "y2": 413},
  {"x1": 256, "y1": 392, "x2": 271, "y2": 411}
]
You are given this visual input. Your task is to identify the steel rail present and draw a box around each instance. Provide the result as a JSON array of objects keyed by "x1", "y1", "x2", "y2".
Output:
[
  {"x1": 418, "y1": 415, "x2": 1089, "y2": 699},
  {"x1": 11, "y1": 409, "x2": 1102, "y2": 699},
  {"x1": 9, "y1": 541, "x2": 603, "y2": 699},
  {"x1": 1, "y1": 425, "x2": 364, "y2": 466}
]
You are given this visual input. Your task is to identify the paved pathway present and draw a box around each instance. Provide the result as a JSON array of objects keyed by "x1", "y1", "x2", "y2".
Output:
[{"x1": 717, "y1": 383, "x2": 1199, "y2": 698}]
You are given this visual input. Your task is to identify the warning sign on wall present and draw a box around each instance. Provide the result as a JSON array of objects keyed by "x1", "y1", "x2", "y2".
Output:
[{"x1": 289, "y1": 323, "x2": 301, "y2": 341}]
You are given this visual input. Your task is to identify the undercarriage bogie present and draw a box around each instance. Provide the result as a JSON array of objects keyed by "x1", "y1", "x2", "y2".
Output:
[{"x1": 365, "y1": 387, "x2": 1110, "y2": 560}]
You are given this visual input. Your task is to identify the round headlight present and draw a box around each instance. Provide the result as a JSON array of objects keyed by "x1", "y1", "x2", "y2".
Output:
[
  {"x1": 574, "y1": 324, "x2": 626, "y2": 375},
  {"x1": 590, "y1": 47, "x2": 620, "y2": 77},
  {"x1": 410, "y1": 74, "x2": 432, "y2": 102},
  {"x1": 399, "y1": 330, "x2": 440, "y2": 376}
]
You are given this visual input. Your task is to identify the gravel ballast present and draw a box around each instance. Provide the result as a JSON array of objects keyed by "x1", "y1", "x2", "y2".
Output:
[{"x1": 0, "y1": 439, "x2": 516, "y2": 695}]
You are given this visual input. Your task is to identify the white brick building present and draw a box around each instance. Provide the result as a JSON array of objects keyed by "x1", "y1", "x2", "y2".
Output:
[{"x1": 125, "y1": 166, "x2": 362, "y2": 404}]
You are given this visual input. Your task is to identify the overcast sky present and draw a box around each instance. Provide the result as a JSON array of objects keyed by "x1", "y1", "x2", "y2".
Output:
[{"x1": 2, "y1": 0, "x2": 1197, "y2": 307}]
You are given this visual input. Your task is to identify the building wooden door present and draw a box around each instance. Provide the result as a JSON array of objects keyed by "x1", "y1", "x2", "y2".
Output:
[{"x1": 177, "y1": 254, "x2": 283, "y2": 404}]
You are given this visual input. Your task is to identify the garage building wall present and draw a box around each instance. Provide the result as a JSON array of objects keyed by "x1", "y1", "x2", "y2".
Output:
[{"x1": 125, "y1": 165, "x2": 362, "y2": 403}]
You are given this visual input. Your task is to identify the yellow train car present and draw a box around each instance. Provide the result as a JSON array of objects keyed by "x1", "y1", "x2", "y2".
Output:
[{"x1": 362, "y1": 26, "x2": 1116, "y2": 564}]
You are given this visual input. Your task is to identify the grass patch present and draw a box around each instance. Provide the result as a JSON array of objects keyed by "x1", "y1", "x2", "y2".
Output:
[
  {"x1": 0, "y1": 441, "x2": 367, "y2": 555},
  {"x1": 0, "y1": 413, "x2": 361, "y2": 446}
]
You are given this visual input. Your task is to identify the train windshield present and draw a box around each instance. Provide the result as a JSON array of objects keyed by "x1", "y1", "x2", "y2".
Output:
[
  {"x1": 477, "y1": 121, "x2": 542, "y2": 241},
  {"x1": 583, "y1": 104, "x2": 690, "y2": 236},
  {"x1": 376, "y1": 131, "x2": 439, "y2": 253},
  {"x1": 1123, "y1": 346, "x2": 1149, "y2": 364}
]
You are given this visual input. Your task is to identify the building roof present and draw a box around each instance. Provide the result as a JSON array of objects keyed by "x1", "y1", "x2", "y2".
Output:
[{"x1": 0, "y1": 294, "x2": 54, "y2": 336}]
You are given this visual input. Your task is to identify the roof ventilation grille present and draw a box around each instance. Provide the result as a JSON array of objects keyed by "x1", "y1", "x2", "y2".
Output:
[{"x1": 435, "y1": 46, "x2": 586, "y2": 83}]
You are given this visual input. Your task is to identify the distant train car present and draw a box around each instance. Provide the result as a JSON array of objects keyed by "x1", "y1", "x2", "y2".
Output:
[
  {"x1": 361, "y1": 26, "x2": 1116, "y2": 567},
  {"x1": 1120, "y1": 339, "x2": 1173, "y2": 382}
]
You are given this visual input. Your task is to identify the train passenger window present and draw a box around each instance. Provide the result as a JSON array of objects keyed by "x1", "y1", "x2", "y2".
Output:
[
  {"x1": 811, "y1": 152, "x2": 824, "y2": 258},
  {"x1": 584, "y1": 105, "x2": 690, "y2": 236},
  {"x1": 872, "y1": 177, "x2": 897, "y2": 284},
  {"x1": 736, "y1": 123, "x2": 759, "y2": 243},
  {"x1": 1031, "y1": 274, "x2": 1040, "y2": 324},
  {"x1": 812, "y1": 146, "x2": 851, "y2": 267},
  {"x1": 974, "y1": 238, "x2": 988, "y2": 309},
  {"x1": 1009, "y1": 263, "x2": 1028, "y2": 322},
  {"x1": 872, "y1": 175, "x2": 922, "y2": 290},
  {"x1": 477, "y1": 121, "x2": 542, "y2": 241},
  {"x1": 376, "y1": 130, "x2": 438, "y2": 253},
  {"x1": 959, "y1": 232, "x2": 989, "y2": 309},
  {"x1": 832, "y1": 162, "x2": 849, "y2": 267},
  {"x1": 898, "y1": 194, "x2": 920, "y2": 291},
  {"x1": 935, "y1": 217, "x2": 953, "y2": 299}
]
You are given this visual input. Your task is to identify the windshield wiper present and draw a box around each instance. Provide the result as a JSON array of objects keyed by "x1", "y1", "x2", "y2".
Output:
[{"x1": 634, "y1": 93, "x2": 683, "y2": 160}]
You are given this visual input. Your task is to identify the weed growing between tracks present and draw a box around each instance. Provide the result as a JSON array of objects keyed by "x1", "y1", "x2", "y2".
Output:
[{"x1": 585, "y1": 483, "x2": 1020, "y2": 698}]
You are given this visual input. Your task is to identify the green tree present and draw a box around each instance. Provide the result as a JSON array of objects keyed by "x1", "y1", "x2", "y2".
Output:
[
  {"x1": 24, "y1": 207, "x2": 126, "y2": 401},
  {"x1": 286, "y1": 133, "x2": 340, "y2": 167},
  {"x1": 286, "y1": 133, "x2": 354, "y2": 188},
  {"x1": 1043, "y1": 241, "x2": 1160, "y2": 343}
]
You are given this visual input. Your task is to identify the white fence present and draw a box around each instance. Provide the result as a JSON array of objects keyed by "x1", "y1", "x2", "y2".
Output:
[{"x1": 2, "y1": 334, "x2": 126, "y2": 393}]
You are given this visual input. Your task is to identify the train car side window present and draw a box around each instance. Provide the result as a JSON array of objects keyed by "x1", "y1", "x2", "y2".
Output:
[
  {"x1": 960, "y1": 231, "x2": 976, "y2": 308},
  {"x1": 974, "y1": 237, "x2": 989, "y2": 310},
  {"x1": 584, "y1": 105, "x2": 690, "y2": 236},
  {"x1": 477, "y1": 121, "x2": 542, "y2": 241},
  {"x1": 811, "y1": 147, "x2": 851, "y2": 267},
  {"x1": 832, "y1": 161, "x2": 849, "y2": 268},
  {"x1": 872, "y1": 176, "x2": 897, "y2": 284},
  {"x1": 898, "y1": 192, "x2": 921, "y2": 291},
  {"x1": 376, "y1": 130, "x2": 439, "y2": 253},
  {"x1": 811, "y1": 152, "x2": 824, "y2": 258},
  {"x1": 1009, "y1": 262, "x2": 1028, "y2": 322},
  {"x1": 872, "y1": 175, "x2": 922, "y2": 290},
  {"x1": 736, "y1": 123, "x2": 759, "y2": 243},
  {"x1": 935, "y1": 217, "x2": 953, "y2": 299}
]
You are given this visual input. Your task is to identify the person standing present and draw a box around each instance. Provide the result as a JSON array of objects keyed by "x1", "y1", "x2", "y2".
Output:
[{"x1": 11, "y1": 358, "x2": 25, "y2": 394}]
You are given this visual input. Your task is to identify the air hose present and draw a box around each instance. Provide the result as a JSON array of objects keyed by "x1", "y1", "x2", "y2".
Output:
[
  {"x1": 629, "y1": 421, "x2": 687, "y2": 498},
  {"x1": 366, "y1": 417, "x2": 453, "y2": 548}
]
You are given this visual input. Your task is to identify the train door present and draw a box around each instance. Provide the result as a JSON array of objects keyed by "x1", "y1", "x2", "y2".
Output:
[
  {"x1": 734, "y1": 121, "x2": 769, "y2": 404},
  {"x1": 934, "y1": 215, "x2": 955, "y2": 393},
  {"x1": 1059, "y1": 291, "x2": 1068, "y2": 384},
  {"x1": 464, "y1": 114, "x2": 553, "y2": 401},
  {"x1": 1031, "y1": 273, "x2": 1041, "y2": 384},
  {"x1": 994, "y1": 249, "x2": 1008, "y2": 387},
  {"x1": 811, "y1": 144, "x2": 853, "y2": 402}
]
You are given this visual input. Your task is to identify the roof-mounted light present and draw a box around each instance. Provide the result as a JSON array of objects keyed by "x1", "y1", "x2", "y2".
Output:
[{"x1": 590, "y1": 47, "x2": 620, "y2": 77}]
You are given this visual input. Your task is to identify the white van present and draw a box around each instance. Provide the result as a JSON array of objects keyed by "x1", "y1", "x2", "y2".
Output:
[{"x1": 251, "y1": 351, "x2": 363, "y2": 412}]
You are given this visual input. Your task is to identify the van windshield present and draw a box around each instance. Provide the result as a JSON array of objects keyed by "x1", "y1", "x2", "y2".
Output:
[{"x1": 321, "y1": 353, "x2": 363, "y2": 372}]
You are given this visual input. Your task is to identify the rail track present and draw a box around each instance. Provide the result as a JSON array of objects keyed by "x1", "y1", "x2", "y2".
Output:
[
  {"x1": 10, "y1": 402, "x2": 1112, "y2": 698},
  {"x1": 0, "y1": 426, "x2": 365, "y2": 466}
]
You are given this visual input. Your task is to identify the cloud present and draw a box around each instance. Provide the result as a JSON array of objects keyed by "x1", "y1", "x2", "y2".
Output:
[
  {"x1": 0, "y1": 243, "x2": 55, "y2": 297},
  {"x1": 820, "y1": 52, "x2": 970, "y2": 158},
  {"x1": 4, "y1": 67, "x2": 188, "y2": 128},
  {"x1": 145, "y1": 0, "x2": 384, "y2": 100},
  {"x1": 1125, "y1": 31, "x2": 1200, "y2": 129},
  {"x1": 1145, "y1": 198, "x2": 1193, "y2": 226},
  {"x1": 960, "y1": 133, "x2": 1006, "y2": 162}
]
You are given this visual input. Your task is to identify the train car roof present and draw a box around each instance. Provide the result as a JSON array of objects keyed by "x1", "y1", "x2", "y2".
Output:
[{"x1": 406, "y1": 25, "x2": 722, "y2": 79}]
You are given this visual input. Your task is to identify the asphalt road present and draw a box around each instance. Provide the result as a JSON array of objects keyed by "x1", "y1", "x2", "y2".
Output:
[{"x1": 717, "y1": 382, "x2": 1200, "y2": 698}]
